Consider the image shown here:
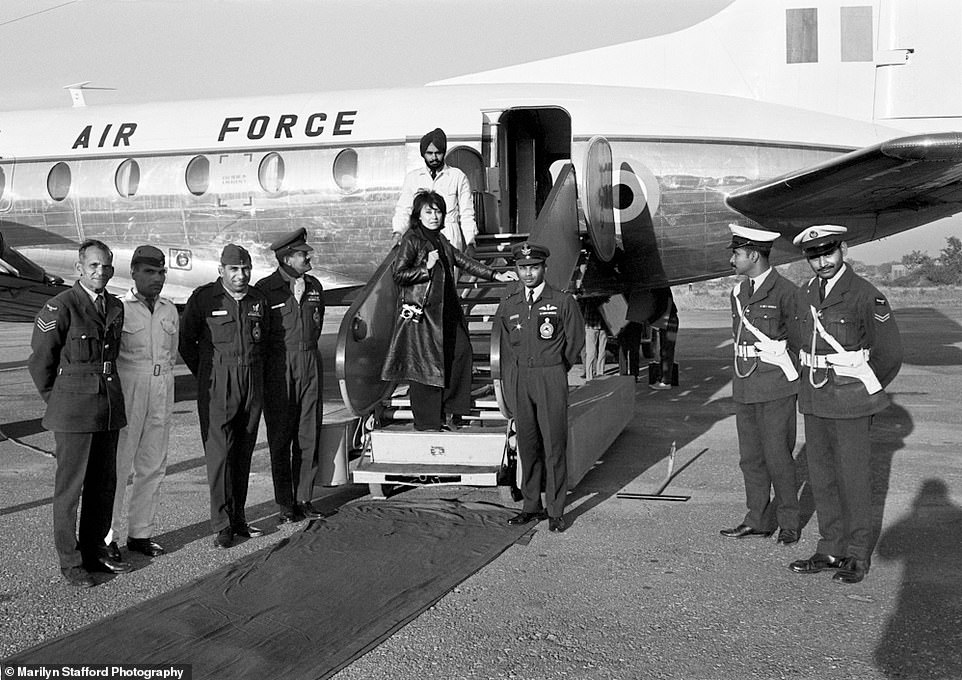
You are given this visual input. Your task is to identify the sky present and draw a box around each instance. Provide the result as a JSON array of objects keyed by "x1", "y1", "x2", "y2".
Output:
[{"x1": 0, "y1": 0, "x2": 955, "y2": 264}]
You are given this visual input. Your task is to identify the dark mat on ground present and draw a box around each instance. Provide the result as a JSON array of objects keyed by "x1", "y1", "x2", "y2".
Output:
[{"x1": 7, "y1": 499, "x2": 530, "y2": 679}]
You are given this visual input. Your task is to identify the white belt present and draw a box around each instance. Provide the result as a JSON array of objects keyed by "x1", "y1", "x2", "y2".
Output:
[
  {"x1": 735, "y1": 345, "x2": 759, "y2": 359},
  {"x1": 799, "y1": 350, "x2": 828, "y2": 369},
  {"x1": 800, "y1": 349, "x2": 869, "y2": 370}
]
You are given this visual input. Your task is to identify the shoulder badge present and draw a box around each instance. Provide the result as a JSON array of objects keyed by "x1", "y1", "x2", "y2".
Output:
[
  {"x1": 874, "y1": 296, "x2": 891, "y2": 323},
  {"x1": 35, "y1": 316, "x2": 57, "y2": 333}
]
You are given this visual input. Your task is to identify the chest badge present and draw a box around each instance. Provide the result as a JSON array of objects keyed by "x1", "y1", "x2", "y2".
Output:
[
  {"x1": 539, "y1": 319, "x2": 555, "y2": 339},
  {"x1": 251, "y1": 322, "x2": 262, "y2": 342},
  {"x1": 313, "y1": 308, "x2": 321, "y2": 325}
]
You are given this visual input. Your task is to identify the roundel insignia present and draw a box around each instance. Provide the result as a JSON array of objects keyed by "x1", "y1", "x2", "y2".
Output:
[
  {"x1": 539, "y1": 319, "x2": 555, "y2": 339},
  {"x1": 809, "y1": 230, "x2": 818, "y2": 239}
]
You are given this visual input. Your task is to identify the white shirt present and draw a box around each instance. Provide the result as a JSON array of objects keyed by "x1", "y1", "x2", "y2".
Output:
[
  {"x1": 748, "y1": 267, "x2": 773, "y2": 294},
  {"x1": 822, "y1": 263, "x2": 848, "y2": 298},
  {"x1": 117, "y1": 289, "x2": 179, "y2": 373},
  {"x1": 392, "y1": 164, "x2": 478, "y2": 248},
  {"x1": 525, "y1": 282, "x2": 546, "y2": 304}
]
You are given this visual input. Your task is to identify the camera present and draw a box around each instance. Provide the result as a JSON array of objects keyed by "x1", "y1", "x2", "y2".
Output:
[{"x1": 400, "y1": 302, "x2": 424, "y2": 323}]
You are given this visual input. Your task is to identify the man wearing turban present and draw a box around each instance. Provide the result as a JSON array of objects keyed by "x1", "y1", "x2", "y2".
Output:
[{"x1": 392, "y1": 127, "x2": 478, "y2": 251}]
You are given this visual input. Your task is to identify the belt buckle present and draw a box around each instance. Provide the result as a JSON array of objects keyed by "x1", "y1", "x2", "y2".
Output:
[
  {"x1": 153, "y1": 364, "x2": 161, "y2": 376},
  {"x1": 102, "y1": 361, "x2": 113, "y2": 375}
]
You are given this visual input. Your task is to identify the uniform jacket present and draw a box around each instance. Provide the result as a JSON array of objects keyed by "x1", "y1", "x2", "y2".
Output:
[
  {"x1": 254, "y1": 269, "x2": 325, "y2": 358},
  {"x1": 797, "y1": 266, "x2": 902, "y2": 418},
  {"x1": 381, "y1": 225, "x2": 496, "y2": 387},
  {"x1": 28, "y1": 282, "x2": 127, "y2": 432},
  {"x1": 178, "y1": 281, "x2": 270, "y2": 381},
  {"x1": 391, "y1": 164, "x2": 477, "y2": 248},
  {"x1": 730, "y1": 269, "x2": 801, "y2": 404},
  {"x1": 117, "y1": 290, "x2": 179, "y2": 375},
  {"x1": 496, "y1": 282, "x2": 585, "y2": 371}
]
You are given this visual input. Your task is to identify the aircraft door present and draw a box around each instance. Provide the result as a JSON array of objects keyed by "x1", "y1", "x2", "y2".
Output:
[
  {"x1": 0, "y1": 160, "x2": 13, "y2": 213},
  {"x1": 581, "y1": 136, "x2": 616, "y2": 263}
]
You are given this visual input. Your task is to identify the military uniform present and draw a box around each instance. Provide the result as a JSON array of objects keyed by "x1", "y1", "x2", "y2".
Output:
[
  {"x1": 112, "y1": 246, "x2": 179, "y2": 551},
  {"x1": 179, "y1": 264, "x2": 269, "y2": 535},
  {"x1": 496, "y1": 244, "x2": 584, "y2": 522},
  {"x1": 255, "y1": 228, "x2": 325, "y2": 519},
  {"x1": 28, "y1": 282, "x2": 126, "y2": 572},
  {"x1": 730, "y1": 266, "x2": 801, "y2": 537},
  {"x1": 791, "y1": 225, "x2": 903, "y2": 582},
  {"x1": 797, "y1": 266, "x2": 901, "y2": 561}
]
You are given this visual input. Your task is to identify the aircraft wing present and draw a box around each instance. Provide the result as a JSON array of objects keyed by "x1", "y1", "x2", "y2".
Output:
[
  {"x1": 726, "y1": 132, "x2": 962, "y2": 243},
  {"x1": 0, "y1": 235, "x2": 68, "y2": 322}
]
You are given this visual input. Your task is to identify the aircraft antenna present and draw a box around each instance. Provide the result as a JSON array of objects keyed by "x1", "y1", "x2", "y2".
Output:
[{"x1": 63, "y1": 81, "x2": 116, "y2": 108}]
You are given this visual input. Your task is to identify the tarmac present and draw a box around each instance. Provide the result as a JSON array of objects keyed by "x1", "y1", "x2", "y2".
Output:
[{"x1": 1, "y1": 304, "x2": 961, "y2": 679}]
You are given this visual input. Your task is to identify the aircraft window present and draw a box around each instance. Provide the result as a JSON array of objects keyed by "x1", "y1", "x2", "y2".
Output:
[
  {"x1": 333, "y1": 148, "x2": 358, "y2": 192},
  {"x1": 786, "y1": 8, "x2": 818, "y2": 64},
  {"x1": 115, "y1": 159, "x2": 141, "y2": 198},
  {"x1": 841, "y1": 6, "x2": 873, "y2": 62},
  {"x1": 47, "y1": 162, "x2": 72, "y2": 201},
  {"x1": 186, "y1": 155, "x2": 210, "y2": 196},
  {"x1": 258, "y1": 152, "x2": 285, "y2": 193}
]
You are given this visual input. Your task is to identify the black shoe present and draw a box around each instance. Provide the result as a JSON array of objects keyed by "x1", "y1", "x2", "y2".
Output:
[
  {"x1": 298, "y1": 502, "x2": 323, "y2": 520},
  {"x1": 507, "y1": 511, "x2": 546, "y2": 526},
  {"x1": 719, "y1": 524, "x2": 774, "y2": 539},
  {"x1": 213, "y1": 527, "x2": 234, "y2": 549},
  {"x1": 83, "y1": 547, "x2": 132, "y2": 574},
  {"x1": 548, "y1": 516, "x2": 567, "y2": 533},
  {"x1": 62, "y1": 566, "x2": 95, "y2": 588},
  {"x1": 232, "y1": 523, "x2": 264, "y2": 538},
  {"x1": 106, "y1": 540, "x2": 122, "y2": 561},
  {"x1": 277, "y1": 510, "x2": 301, "y2": 525},
  {"x1": 127, "y1": 537, "x2": 165, "y2": 557},
  {"x1": 776, "y1": 529, "x2": 799, "y2": 546},
  {"x1": 789, "y1": 552, "x2": 844, "y2": 574},
  {"x1": 832, "y1": 557, "x2": 870, "y2": 584}
]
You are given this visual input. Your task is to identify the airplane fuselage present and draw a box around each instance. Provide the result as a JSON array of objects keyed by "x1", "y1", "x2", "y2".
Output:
[{"x1": 0, "y1": 83, "x2": 905, "y2": 302}]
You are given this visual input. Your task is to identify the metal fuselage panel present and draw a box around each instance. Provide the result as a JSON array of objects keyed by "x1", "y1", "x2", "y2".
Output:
[
  {"x1": 0, "y1": 84, "x2": 882, "y2": 296},
  {"x1": 0, "y1": 138, "x2": 848, "y2": 297}
]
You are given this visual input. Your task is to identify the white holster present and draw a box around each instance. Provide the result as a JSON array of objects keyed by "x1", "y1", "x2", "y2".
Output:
[
  {"x1": 732, "y1": 285, "x2": 799, "y2": 382},
  {"x1": 808, "y1": 305, "x2": 882, "y2": 394}
]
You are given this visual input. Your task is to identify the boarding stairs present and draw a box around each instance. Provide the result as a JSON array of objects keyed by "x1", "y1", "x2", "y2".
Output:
[{"x1": 336, "y1": 154, "x2": 635, "y2": 499}]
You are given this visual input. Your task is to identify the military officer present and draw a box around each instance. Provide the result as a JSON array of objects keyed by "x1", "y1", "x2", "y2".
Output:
[
  {"x1": 107, "y1": 245, "x2": 178, "y2": 559},
  {"x1": 179, "y1": 244, "x2": 270, "y2": 549},
  {"x1": 720, "y1": 225, "x2": 802, "y2": 546},
  {"x1": 788, "y1": 225, "x2": 903, "y2": 584},
  {"x1": 255, "y1": 228, "x2": 325, "y2": 524},
  {"x1": 496, "y1": 243, "x2": 584, "y2": 533},
  {"x1": 28, "y1": 239, "x2": 131, "y2": 587}
]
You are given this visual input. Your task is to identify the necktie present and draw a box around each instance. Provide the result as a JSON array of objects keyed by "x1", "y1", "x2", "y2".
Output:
[
  {"x1": 747, "y1": 279, "x2": 755, "y2": 298},
  {"x1": 294, "y1": 277, "x2": 305, "y2": 304},
  {"x1": 95, "y1": 295, "x2": 105, "y2": 318},
  {"x1": 819, "y1": 278, "x2": 827, "y2": 303}
]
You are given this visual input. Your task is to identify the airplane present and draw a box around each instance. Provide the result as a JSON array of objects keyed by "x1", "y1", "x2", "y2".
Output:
[{"x1": 1, "y1": 0, "x2": 961, "y2": 334}]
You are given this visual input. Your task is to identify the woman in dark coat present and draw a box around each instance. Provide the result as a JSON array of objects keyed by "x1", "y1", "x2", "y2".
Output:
[{"x1": 381, "y1": 190, "x2": 516, "y2": 430}]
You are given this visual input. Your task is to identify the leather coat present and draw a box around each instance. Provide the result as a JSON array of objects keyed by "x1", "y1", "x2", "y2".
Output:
[{"x1": 381, "y1": 225, "x2": 496, "y2": 387}]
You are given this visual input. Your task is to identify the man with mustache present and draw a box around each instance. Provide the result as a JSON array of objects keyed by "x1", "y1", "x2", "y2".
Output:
[{"x1": 788, "y1": 225, "x2": 903, "y2": 584}]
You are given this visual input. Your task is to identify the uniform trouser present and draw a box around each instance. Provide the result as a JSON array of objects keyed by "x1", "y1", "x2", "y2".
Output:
[
  {"x1": 735, "y1": 395, "x2": 799, "y2": 532},
  {"x1": 112, "y1": 368, "x2": 174, "y2": 540},
  {"x1": 198, "y1": 364, "x2": 262, "y2": 532},
  {"x1": 515, "y1": 364, "x2": 569, "y2": 518},
  {"x1": 53, "y1": 430, "x2": 119, "y2": 570},
  {"x1": 584, "y1": 327, "x2": 606, "y2": 380},
  {"x1": 804, "y1": 414, "x2": 874, "y2": 561},
  {"x1": 409, "y1": 325, "x2": 472, "y2": 430},
  {"x1": 263, "y1": 350, "x2": 322, "y2": 511}
]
